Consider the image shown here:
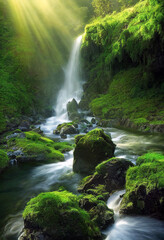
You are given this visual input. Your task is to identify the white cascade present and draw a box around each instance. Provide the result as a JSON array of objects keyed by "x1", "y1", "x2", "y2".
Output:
[
  {"x1": 103, "y1": 190, "x2": 164, "y2": 240},
  {"x1": 55, "y1": 35, "x2": 83, "y2": 121}
]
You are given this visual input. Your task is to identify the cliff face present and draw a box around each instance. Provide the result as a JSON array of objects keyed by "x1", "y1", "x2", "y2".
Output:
[{"x1": 80, "y1": 0, "x2": 164, "y2": 132}]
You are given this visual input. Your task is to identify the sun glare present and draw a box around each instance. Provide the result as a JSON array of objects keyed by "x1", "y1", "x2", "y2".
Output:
[{"x1": 7, "y1": 0, "x2": 83, "y2": 69}]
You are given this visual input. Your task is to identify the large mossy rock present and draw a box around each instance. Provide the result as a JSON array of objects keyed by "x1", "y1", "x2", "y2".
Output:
[
  {"x1": 20, "y1": 191, "x2": 102, "y2": 240},
  {"x1": 73, "y1": 128, "x2": 116, "y2": 174},
  {"x1": 120, "y1": 153, "x2": 164, "y2": 219},
  {"x1": 78, "y1": 158, "x2": 134, "y2": 199},
  {"x1": 79, "y1": 194, "x2": 114, "y2": 230},
  {"x1": 0, "y1": 150, "x2": 9, "y2": 174}
]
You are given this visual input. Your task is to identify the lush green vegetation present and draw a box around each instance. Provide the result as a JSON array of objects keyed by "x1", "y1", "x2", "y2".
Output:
[
  {"x1": 81, "y1": 0, "x2": 164, "y2": 129},
  {"x1": 96, "y1": 157, "x2": 118, "y2": 174},
  {"x1": 6, "y1": 131, "x2": 73, "y2": 163},
  {"x1": 79, "y1": 194, "x2": 114, "y2": 229},
  {"x1": 126, "y1": 158, "x2": 164, "y2": 191},
  {"x1": 23, "y1": 190, "x2": 101, "y2": 239},
  {"x1": 0, "y1": 1, "x2": 37, "y2": 133},
  {"x1": 0, "y1": 0, "x2": 93, "y2": 134},
  {"x1": 90, "y1": 67, "x2": 164, "y2": 127},
  {"x1": 120, "y1": 152, "x2": 164, "y2": 215},
  {"x1": 0, "y1": 150, "x2": 9, "y2": 169},
  {"x1": 136, "y1": 152, "x2": 164, "y2": 165}
]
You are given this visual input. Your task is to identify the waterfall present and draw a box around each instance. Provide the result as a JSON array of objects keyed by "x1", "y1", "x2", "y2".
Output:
[
  {"x1": 103, "y1": 190, "x2": 164, "y2": 240},
  {"x1": 55, "y1": 35, "x2": 83, "y2": 120}
]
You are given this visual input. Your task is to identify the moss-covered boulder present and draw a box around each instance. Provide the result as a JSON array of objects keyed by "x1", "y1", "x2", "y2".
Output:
[
  {"x1": 54, "y1": 122, "x2": 79, "y2": 138},
  {"x1": 67, "y1": 98, "x2": 78, "y2": 114},
  {"x1": 5, "y1": 131, "x2": 73, "y2": 163},
  {"x1": 79, "y1": 194, "x2": 114, "y2": 230},
  {"x1": 78, "y1": 158, "x2": 133, "y2": 199},
  {"x1": 20, "y1": 191, "x2": 102, "y2": 240},
  {"x1": 73, "y1": 128, "x2": 116, "y2": 173},
  {"x1": 0, "y1": 150, "x2": 9, "y2": 173},
  {"x1": 66, "y1": 99, "x2": 82, "y2": 121},
  {"x1": 120, "y1": 153, "x2": 164, "y2": 219}
]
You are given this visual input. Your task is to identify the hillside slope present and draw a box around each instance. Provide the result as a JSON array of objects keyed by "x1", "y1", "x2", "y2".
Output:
[{"x1": 80, "y1": 0, "x2": 164, "y2": 132}]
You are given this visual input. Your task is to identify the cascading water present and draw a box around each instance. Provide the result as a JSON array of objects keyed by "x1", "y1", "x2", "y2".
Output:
[
  {"x1": 40, "y1": 35, "x2": 83, "y2": 135},
  {"x1": 103, "y1": 190, "x2": 164, "y2": 240},
  {"x1": 55, "y1": 35, "x2": 83, "y2": 120}
]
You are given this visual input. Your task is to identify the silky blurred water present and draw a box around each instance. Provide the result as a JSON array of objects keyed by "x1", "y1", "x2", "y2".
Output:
[{"x1": 1, "y1": 125, "x2": 163, "y2": 239}]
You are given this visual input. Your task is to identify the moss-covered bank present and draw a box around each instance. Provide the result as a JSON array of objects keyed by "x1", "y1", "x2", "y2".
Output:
[
  {"x1": 0, "y1": 130, "x2": 73, "y2": 167},
  {"x1": 80, "y1": 0, "x2": 164, "y2": 133},
  {"x1": 120, "y1": 152, "x2": 164, "y2": 219}
]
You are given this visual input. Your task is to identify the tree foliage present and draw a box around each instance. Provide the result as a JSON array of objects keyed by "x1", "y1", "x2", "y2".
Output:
[
  {"x1": 92, "y1": 0, "x2": 112, "y2": 17},
  {"x1": 92, "y1": 0, "x2": 140, "y2": 17}
]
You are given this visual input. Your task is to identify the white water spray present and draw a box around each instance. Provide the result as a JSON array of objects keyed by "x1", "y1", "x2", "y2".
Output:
[
  {"x1": 55, "y1": 35, "x2": 83, "y2": 120},
  {"x1": 103, "y1": 190, "x2": 164, "y2": 240}
]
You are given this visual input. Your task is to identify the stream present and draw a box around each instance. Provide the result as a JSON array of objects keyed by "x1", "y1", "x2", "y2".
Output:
[
  {"x1": 0, "y1": 36, "x2": 164, "y2": 240},
  {"x1": 0, "y1": 123, "x2": 164, "y2": 240}
]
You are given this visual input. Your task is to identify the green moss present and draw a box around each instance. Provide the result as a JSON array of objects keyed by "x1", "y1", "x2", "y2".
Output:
[
  {"x1": 7, "y1": 131, "x2": 75, "y2": 163},
  {"x1": 79, "y1": 194, "x2": 114, "y2": 229},
  {"x1": 124, "y1": 153, "x2": 164, "y2": 196},
  {"x1": 25, "y1": 131, "x2": 41, "y2": 141},
  {"x1": 75, "y1": 134, "x2": 85, "y2": 144},
  {"x1": 95, "y1": 158, "x2": 117, "y2": 174},
  {"x1": 90, "y1": 67, "x2": 164, "y2": 125},
  {"x1": 81, "y1": 0, "x2": 164, "y2": 126},
  {"x1": 0, "y1": 149, "x2": 9, "y2": 169},
  {"x1": 87, "y1": 184, "x2": 109, "y2": 200},
  {"x1": 80, "y1": 175, "x2": 93, "y2": 186},
  {"x1": 56, "y1": 122, "x2": 75, "y2": 132},
  {"x1": 121, "y1": 153, "x2": 164, "y2": 215},
  {"x1": 83, "y1": 0, "x2": 164, "y2": 67},
  {"x1": 23, "y1": 190, "x2": 101, "y2": 239},
  {"x1": 73, "y1": 128, "x2": 115, "y2": 173},
  {"x1": 136, "y1": 152, "x2": 164, "y2": 165},
  {"x1": 126, "y1": 162, "x2": 164, "y2": 191},
  {"x1": 53, "y1": 142, "x2": 73, "y2": 153},
  {"x1": 79, "y1": 128, "x2": 112, "y2": 147}
]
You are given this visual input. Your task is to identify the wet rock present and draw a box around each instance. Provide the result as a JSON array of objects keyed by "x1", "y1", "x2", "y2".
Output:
[
  {"x1": 60, "y1": 125, "x2": 79, "y2": 135},
  {"x1": 91, "y1": 118, "x2": 96, "y2": 124},
  {"x1": 78, "y1": 98, "x2": 89, "y2": 111},
  {"x1": 68, "y1": 112, "x2": 82, "y2": 121},
  {"x1": 79, "y1": 158, "x2": 133, "y2": 197},
  {"x1": 67, "y1": 98, "x2": 78, "y2": 114},
  {"x1": 98, "y1": 120, "x2": 113, "y2": 128},
  {"x1": 7, "y1": 149, "x2": 24, "y2": 160},
  {"x1": 74, "y1": 134, "x2": 85, "y2": 144},
  {"x1": 67, "y1": 98, "x2": 79, "y2": 121},
  {"x1": 21, "y1": 191, "x2": 102, "y2": 240},
  {"x1": 149, "y1": 124, "x2": 164, "y2": 134},
  {"x1": 19, "y1": 133, "x2": 26, "y2": 139},
  {"x1": 80, "y1": 119, "x2": 90, "y2": 124},
  {"x1": 120, "y1": 153, "x2": 164, "y2": 219},
  {"x1": 120, "y1": 186, "x2": 164, "y2": 219},
  {"x1": 79, "y1": 194, "x2": 114, "y2": 230},
  {"x1": 54, "y1": 122, "x2": 79, "y2": 137},
  {"x1": 73, "y1": 128, "x2": 116, "y2": 174},
  {"x1": 18, "y1": 120, "x2": 31, "y2": 131},
  {"x1": 60, "y1": 133, "x2": 67, "y2": 139},
  {"x1": 6, "y1": 133, "x2": 20, "y2": 140}
]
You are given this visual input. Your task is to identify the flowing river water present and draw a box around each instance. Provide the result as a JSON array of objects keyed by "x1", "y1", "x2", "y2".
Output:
[
  {"x1": 0, "y1": 36, "x2": 164, "y2": 239},
  {"x1": 0, "y1": 124, "x2": 164, "y2": 240}
]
